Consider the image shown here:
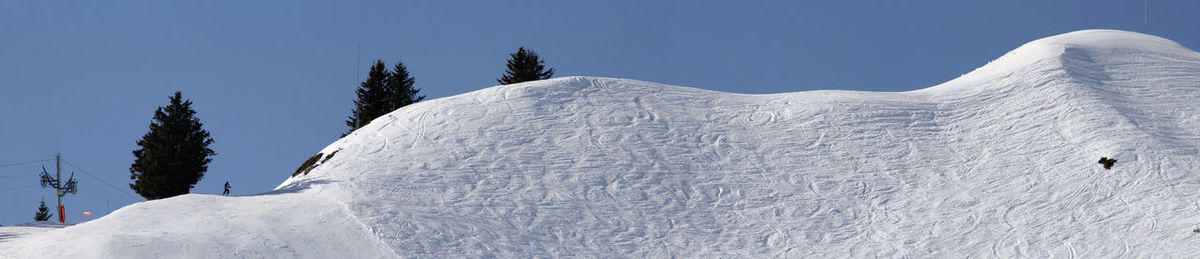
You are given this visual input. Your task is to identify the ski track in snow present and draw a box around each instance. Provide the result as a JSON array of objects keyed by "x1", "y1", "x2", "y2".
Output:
[{"x1": 4, "y1": 29, "x2": 1200, "y2": 257}]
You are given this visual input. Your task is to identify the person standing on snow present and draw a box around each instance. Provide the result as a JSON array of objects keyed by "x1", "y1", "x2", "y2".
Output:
[{"x1": 223, "y1": 181, "x2": 231, "y2": 196}]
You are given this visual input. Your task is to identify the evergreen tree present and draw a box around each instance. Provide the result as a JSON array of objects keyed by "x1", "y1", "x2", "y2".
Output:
[
  {"x1": 346, "y1": 59, "x2": 424, "y2": 135},
  {"x1": 129, "y1": 91, "x2": 216, "y2": 200},
  {"x1": 346, "y1": 60, "x2": 391, "y2": 134},
  {"x1": 384, "y1": 62, "x2": 425, "y2": 112},
  {"x1": 497, "y1": 47, "x2": 555, "y2": 85},
  {"x1": 34, "y1": 199, "x2": 52, "y2": 222}
]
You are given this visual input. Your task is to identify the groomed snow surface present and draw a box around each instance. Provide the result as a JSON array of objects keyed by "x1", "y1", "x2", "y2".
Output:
[{"x1": 3, "y1": 30, "x2": 1200, "y2": 257}]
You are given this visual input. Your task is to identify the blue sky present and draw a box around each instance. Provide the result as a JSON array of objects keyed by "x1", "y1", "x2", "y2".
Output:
[{"x1": 1, "y1": 0, "x2": 1197, "y2": 225}]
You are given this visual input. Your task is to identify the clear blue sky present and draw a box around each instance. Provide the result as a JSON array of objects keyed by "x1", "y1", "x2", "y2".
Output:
[{"x1": 2, "y1": 0, "x2": 1197, "y2": 225}]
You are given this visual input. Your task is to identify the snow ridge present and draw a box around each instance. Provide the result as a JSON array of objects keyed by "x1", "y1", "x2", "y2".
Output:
[{"x1": 5, "y1": 30, "x2": 1200, "y2": 257}]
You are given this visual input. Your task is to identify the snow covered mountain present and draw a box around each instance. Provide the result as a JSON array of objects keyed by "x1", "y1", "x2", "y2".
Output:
[{"x1": 3, "y1": 29, "x2": 1199, "y2": 257}]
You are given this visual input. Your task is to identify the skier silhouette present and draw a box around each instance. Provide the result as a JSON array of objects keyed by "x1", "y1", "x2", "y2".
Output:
[{"x1": 223, "y1": 181, "x2": 231, "y2": 196}]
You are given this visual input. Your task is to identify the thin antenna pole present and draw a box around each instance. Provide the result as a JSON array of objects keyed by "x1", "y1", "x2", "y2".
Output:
[
  {"x1": 354, "y1": 43, "x2": 363, "y2": 130},
  {"x1": 356, "y1": 43, "x2": 362, "y2": 82},
  {"x1": 1143, "y1": 0, "x2": 1148, "y2": 33},
  {"x1": 56, "y1": 153, "x2": 61, "y2": 223}
]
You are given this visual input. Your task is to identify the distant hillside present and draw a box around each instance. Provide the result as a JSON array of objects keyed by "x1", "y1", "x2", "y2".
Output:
[{"x1": 4, "y1": 30, "x2": 1200, "y2": 257}]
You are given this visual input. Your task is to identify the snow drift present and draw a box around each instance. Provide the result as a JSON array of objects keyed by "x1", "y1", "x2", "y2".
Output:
[{"x1": 3, "y1": 29, "x2": 1200, "y2": 257}]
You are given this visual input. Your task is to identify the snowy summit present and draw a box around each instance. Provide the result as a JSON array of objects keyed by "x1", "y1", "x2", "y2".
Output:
[{"x1": 3, "y1": 29, "x2": 1200, "y2": 257}]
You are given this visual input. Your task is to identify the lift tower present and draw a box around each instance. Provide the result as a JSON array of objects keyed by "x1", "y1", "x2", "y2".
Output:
[{"x1": 39, "y1": 153, "x2": 78, "y2": 223}]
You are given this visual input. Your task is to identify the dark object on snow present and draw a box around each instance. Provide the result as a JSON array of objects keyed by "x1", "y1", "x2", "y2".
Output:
[
  {"x1": 223, "y1": 181, "x2": 231, "y2": 196},
  {"x1": 294, "y1": 153, "x2": 324, "y2": 177},
  {"x1": 292, "y1": 150, "x2": 339, "y2": 177},
  {"x1": 1194, "y1": 228, "x2": 1200, "y2": 233},
  {"x1": 1098, "y1": 157, "x2": 1117, "y2": 170}
]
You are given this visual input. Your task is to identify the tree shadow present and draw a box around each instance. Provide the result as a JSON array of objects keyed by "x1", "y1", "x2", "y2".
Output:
[
  {"x1": 0, "y1": 232, "x2": 17, "y2": 242},
  {"x1": 0, "y1": 223, "x2": 69, "y2": 242}
]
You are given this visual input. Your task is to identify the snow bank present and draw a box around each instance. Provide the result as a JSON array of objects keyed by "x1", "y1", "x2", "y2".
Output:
[
  {"x1": 0, "y1": 190, "x2": 394, "y2": 258},
  {"x1": 4, "y1": 30, "x2": 1200, "y2": 257}
]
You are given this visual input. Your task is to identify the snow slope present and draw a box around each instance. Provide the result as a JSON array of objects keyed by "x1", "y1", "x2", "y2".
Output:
[
  {"x1": 4, "y1": 29, "x2": 1200, "y2": 257},
  {"x1": 0, "y1": 191, "x2": 395, "y2": 258}
]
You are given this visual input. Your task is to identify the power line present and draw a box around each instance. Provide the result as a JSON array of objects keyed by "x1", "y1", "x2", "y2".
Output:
[
  {"x1": 61, "y1": 159, "x2": 144, "y2": 203},
  {"x1": 0, "y1": 159, "x2": 54, "y2": 171},
  {"x1": 0, "y1": 185, "x2": 40, "y2": 193}
]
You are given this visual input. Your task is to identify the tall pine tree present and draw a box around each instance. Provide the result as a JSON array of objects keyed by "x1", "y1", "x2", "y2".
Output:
[
  {"x1": 497, "y1": 47, "x2": 555, "y2": 85},
  {"x1": 345, "y1": 59, "x2": 424, "y2": 135},
  {"x1": 34, "y1": 198, "x2": 52, "y2": 222},
  {"x1": 347, "y1": 60, "x2": 389, "y2": 133},
  {"x1": 130, "y1": 91, "x2": 216, "y2": 200},
  {"x1": 385, "y1": 62, "x2": 425, "y2": 112}
]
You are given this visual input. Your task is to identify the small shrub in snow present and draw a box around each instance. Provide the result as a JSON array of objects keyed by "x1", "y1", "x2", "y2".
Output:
[{"x1": 1098, "y1": 157, "x2": 1116, "y2": 169}]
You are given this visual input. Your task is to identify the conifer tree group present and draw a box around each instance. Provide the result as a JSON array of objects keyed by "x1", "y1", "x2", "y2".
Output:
[
  {"x1": 344, "y1": 49, "x2": 554, "y2": 135},
  {"x1": 346, "y1": 59, "x2": 425, "y2": 135},
  {"x1": 116, "y1": 48, "x2": 559, "y2": 197},
  {"x1": 498, "y1": 47, "x2": 555, "y2": 85},
  {"x1": 129, "y1": 91, "x2": 216, "y2": 200}
]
